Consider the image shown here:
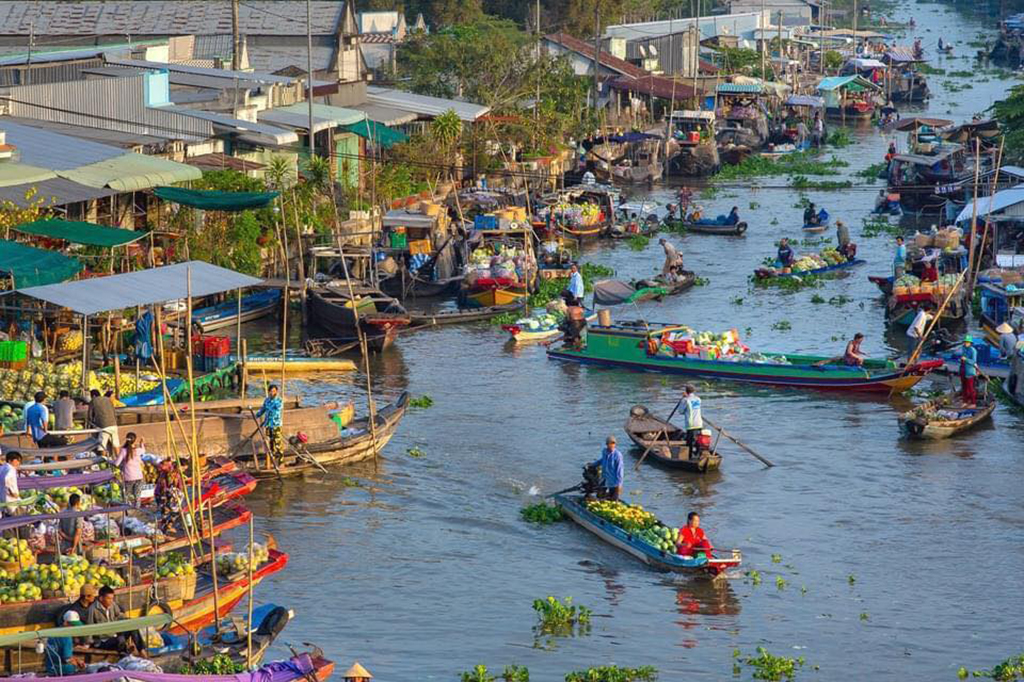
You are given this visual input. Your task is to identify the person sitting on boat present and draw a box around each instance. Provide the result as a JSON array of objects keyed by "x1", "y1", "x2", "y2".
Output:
[
  {"x1": 920, "y1": 259, "x2": 938, "y2": 283},
  {"x1": 844, "y1": 332, "x2": 867, "y2": 367},
  {"x1": 686, "y1": 205, "x2": 703, "y2": 222},
  {"x1": 256, "y1": 384, "x2": 284, "y2": 459},
  {"x1": 681, "y1": 385, "x2": 703, "y2": 460},
  {"x1": 568, "y1": 263, "x2": 585, "y2": 303},
  {"x1": 776, "y1": 238, "x2": 795, "y2": 270},
  {"x1": 998, "y1": 323, "x2": 1018, "y2": 360},
  {"x1": 87, "y1": 586, "x2": 146, "y2": 655},
  {"x1": 803, "y1": 203, "x2": 819, "y2": 226},
  {"x1": 836, "y1": 220, "x2": 851, "y2": 257},
  {"x1": 885, "y1": 140, "x2": 897, "y2": 162},
  {"x1": 45, "y1": 610, "x2": 84, "y2": 675},
  {"x1": 677, "y1": 512, "x2": 714, "y2": 559},
  {"x1": 666, "y1": 203, "x2": 678, "y2": 221},
  {"x1": 590, "y1": 436, "x2": 624, "y2": 501},
  {"x1": 893, "y1": 236, "x2": 908, "y2": 277},
  {"x1": 961, "y1": 335, "x2": 979, "y2": 406},
  {"x1": 660, "y1": 238, "x2": 683, "y2": 279},
  {"x1": 725, "y1": 206, "x2": 740, "y2": 226}
]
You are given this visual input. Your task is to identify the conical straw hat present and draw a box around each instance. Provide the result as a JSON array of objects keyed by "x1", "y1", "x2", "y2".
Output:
[{"x1": 344, "y1": 662, "x2": 373, "y2": 679}]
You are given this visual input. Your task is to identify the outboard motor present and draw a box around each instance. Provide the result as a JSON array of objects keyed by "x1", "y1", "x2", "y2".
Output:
[{"x1": 581, "y1": 463, "x2": 602, "y2": 497}]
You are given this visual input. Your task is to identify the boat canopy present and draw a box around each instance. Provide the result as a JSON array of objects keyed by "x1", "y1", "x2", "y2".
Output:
[
  {"x1": 0, "y1": 239, "x2": 82, "y2": 288},
  {"x1": 955, "y1": 187, "x2": 1024, "y2": 224},
  {"x1": 785, "y1": 94, "x2": 825, "y2": 108},
  {"x1": 0, "y1": 504, "x2": 132, "y2": 532},
  {"x1": 13, "y1": 218, "x2": 148, "y2": 247},
  {"x1": 817, "y1": 75, "x2": 880, "y2": 93},
  {"x1": 0, "y1": 613, "x2": 172, "y2": 647},
  {"x1": 846, "y1": 57, "x2": 886, "y2": 70},
  {"x1": 18, "y1": 469, "x2": 115, "y2": 491},
  {"x1": 18, "y1": 260, "x2": 263, "y2": 315},
  {"x1": 153, "y1": 186, "x2": 280, "y2": 211},
  {"x1": 670, "y1": 109, "x2": 715, "y2": 121}
]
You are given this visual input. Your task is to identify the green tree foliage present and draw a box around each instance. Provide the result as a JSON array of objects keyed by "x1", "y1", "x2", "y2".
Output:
[{"x1": 992, "y1": 84, "x2": 1024, "y2": 162}]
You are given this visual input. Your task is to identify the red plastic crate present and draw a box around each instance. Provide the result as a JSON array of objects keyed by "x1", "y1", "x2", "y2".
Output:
[{"x1": 203, "y1": 336, "x2": 230, "y2": 357}]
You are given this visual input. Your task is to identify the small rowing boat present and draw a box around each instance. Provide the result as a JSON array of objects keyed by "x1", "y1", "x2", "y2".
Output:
[
  {"x1": 503, "y1": 310, "x2": 597, "y2": 344},
  {"x1": 553, "y1": 493, "x2": 741, "y2": 576},
  {"x1": 897, "y1": 392, "x2": 995, "y2": 439},
  {"x1": 409, "y1": 302, "x2": 524, "y2": 327},
  {"x1": 628, "y1": 271, "x2": 697, "y2": 301},
  {"x1": 624, "y1": 405, "x2": 721, "y2": 472},
  {"x1": 755, "y1": 258, "x2": 865, "y2": 279},
  {"x1": 801, "y1": 222, "x2": 829, "y2": 234},
  {"x1": 190, "y1": 289, "x2": 281, "y2": 333},
  {"x1": 662, "y1": 219, "x2": 747, "y2": 236}
]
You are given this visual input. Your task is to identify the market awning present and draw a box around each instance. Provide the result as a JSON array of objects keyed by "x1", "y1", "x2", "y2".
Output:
[
  {"x1": 340, "y1": 118, "x2": 408, "y2": 148},
  {"x1": 817, "y1": 75, "x2": 880, "y2": 92},
  {"x1": 59, "y1": 153, "x2": 202, "y2": 192},
  {"x1": 153, "y1": 186, "x2": 280, "y2": 211},
  {"x1": 18, "y1": 260, "x2": 263, "y2": 315},
  {"x1": 0, "y1": 239, "x2": 82, "y2": 288},
  {"x1": 13, "y1": 218, "x2": 147, "y2": 248},
  {"x1": 785, "y1": 94, "x2": 825, "y2": 108},
  {"x1": 717, "y1": 82, "x2": 763, "y2": 95}
]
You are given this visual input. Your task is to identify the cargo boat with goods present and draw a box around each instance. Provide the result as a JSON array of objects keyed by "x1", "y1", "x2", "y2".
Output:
[
  {"x1": 547, "y1": 321, "x2": 942, "y2": 392},
  {"x1": 897, "y1": 392, "x2": 996, "y2": 439}
]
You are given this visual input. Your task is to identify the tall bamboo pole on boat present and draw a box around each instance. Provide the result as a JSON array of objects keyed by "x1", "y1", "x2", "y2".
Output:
[
  {"x1": 185, "y1": 267, "x2": 200, "y2": 511},
  {"x1": 206, "y1": 489, "x2": 222, "y2": 635},
  {"x1": 966, "y1": 137, "x2": 983, "y2": 281},
  {"x1": 905, "y1": 269, "x2": 969, "y2": 371},
  {"x1": 971, "y1": 137, "x2": 1005, "y2": 291},
  {"x1": 236, "y1": 287, "x2": 243, "y2": 361},
  {"x1": 245, "y1": 514, "x2": 255, "y2": 667}
]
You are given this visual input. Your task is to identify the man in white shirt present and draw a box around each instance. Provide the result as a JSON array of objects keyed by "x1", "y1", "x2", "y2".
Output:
[{"x1": 0, "y1": 451, "x2": 22, "y2": 516}]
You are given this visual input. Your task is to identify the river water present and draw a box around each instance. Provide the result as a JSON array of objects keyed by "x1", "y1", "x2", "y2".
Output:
[{"x1": 238, "y1": 4, "x2": 1023, "y2": 680}]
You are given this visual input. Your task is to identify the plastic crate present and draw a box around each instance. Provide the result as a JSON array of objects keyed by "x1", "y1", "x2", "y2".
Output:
[
  {"x1": 389, "y1": 232, "x2": 408, "y2": 249},
  {"x1": 408, "y1": 239, "x2": 432, "y2": 256},
  {"x1": 203, "y1": 336, "x2": 230, "y2": 358},
  {"x1": 0, "y1": 341, "x2": 26, "y2": 362},
  {"x1": 204, "y1": 355, "x2": 231, "y2": 372},
  {"x1": 474, "y1": 214, "x2": 498, "y2": 230}
]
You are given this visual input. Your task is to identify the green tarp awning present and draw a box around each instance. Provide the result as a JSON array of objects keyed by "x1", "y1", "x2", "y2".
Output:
[
  {"x1": 341, "y1": 119, "x2": 408, "y2": 148},
  {"x1": 0, "y1": 240, "x2": 82, "y2": 288},
  {"x1": 154, "y1": 186, "x2": 281, "y2": 211},
  {"x1": 13, "y1": 218, "x2": 147, "y2": 247}
]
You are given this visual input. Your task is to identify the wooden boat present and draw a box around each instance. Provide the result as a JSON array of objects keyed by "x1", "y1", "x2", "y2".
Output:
[
  {"x1": 459, "y1": 227, "x2": 537, "y2": 308},
  {"x1": 410, "y1": 302, "x2": 524, "y2": 327},
  {"x1": 190, "y1": 289, "x2": 281, "y2": 333},
  {"x1": 624, "y1": 405, "x2": 721, "y2": 472},
  {"x1": 233, "y1": 392, "x2": 409, "y2": 478},
  {"x1": 307, "y1": 283, "x2": 410, "y2": 351},
  {"x1": 887, "y1": 286, "x2": 970, "y2": 327},
  {"x1": 235, "y1": 354, "x2": 356, "y2": 373},
  {"x1": 627, "y1": 271, "x2": 697, "y2": 301},
  {"x1": 755, "y1": 258, "x2": 865, "y2": 280},
  {"x1": 503, "y1": 310, "x2": 597, "y2": 344},
  {"x1": 546, "y1": 321, "x2": 943, "y2": 393},
  {"x1": 897, "y1": 392, "x2": 995, "y2": 439},
  {"x1": 664, "y1": 219, "x2": 747, "y2": 236},
  {"x1": 553, "y1": 493, "x2": 741, "y2": 576},
  {"x1": 869, "y1": 275, "x2": 894, "y2": 296},
  {"x1": 0, "y1": 395, "x2": 363, "y2": 462},
  {"x1": 379, "y1": 273, "x2": 461, "y2": 300},
  {"x1": 802, "y1": 221, "x2": 830, "y2": 234}
]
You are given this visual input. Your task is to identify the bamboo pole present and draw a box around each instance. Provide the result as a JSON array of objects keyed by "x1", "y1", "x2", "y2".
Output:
[
  {"x1": 205, "y1": 485, "x2": 221, "y2": 635},
  {"x1": 245, "y1": 514, "x2": 255, "y2": 667},
  {"x1": 966, "y1": 137, "x2": 983, "y2": 280},
  {"x1": 971, "y1": 137, "x2": 1005, "y2": 290},
  {"x1": 185, "y1": 268, "x2": 200, "y2": 513}
]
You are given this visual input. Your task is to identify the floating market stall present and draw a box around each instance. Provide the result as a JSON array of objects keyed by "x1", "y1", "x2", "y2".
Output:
[
  {"x1": 0, "y1": 240, "x2": 82, "y2": 291},
  {"x1": 547, "y1": 320, "x2": 942, "y2": 393},
  {"x1": 376, "y1": 204, "x2": 461, "y2": 299},
  {"x1": 536, "y1": 185, "x2": 619, "y2": 241},
  {"x1": 459, "y1": 227, "x2": 537, "y2": 308},
  {"x1": 882, "y1": 48, "x2": 930, "y2": 103},
  {"x1": 755, "y1": 248, "x2": 864, "y2": 279},
  {"x1": 816, "y1": 75, "x2": 882, "y2": 123},
  {"x1": 888, "y1": 145, "x2": 971, "y2": 216},
  {"x1": 714, "y1": 82, "x2": 770, "y2": 163},
  {"x1": 666, "y1": 110, "x2": 719, "y2": 177}
]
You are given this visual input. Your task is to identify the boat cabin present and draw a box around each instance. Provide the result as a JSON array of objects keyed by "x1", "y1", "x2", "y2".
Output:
[
  {"x1": 816, "y1": 74, "x2": 881, "y2": 122},
  {"x1": 978, "y1": 283, "x2": 1024, "y2": 339},
  {"x1": 881, "y1": 48, "x2": 929, "y2": 103},
  {"x1": 376, "y1": 205, "x2": 461, "y2": 299},
  {"x1": 714, "y1": 82, "x2": 770, "y2": 150},
  {"x1": 670, "y1": 110, "x2": 716, "y2": 144},
  {"x1": 888, "y1": 145, "x2": 970, "y2": 214}
]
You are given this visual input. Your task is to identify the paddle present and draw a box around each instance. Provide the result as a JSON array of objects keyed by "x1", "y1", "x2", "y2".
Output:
[
  {"x1": 634, "y1": 398, "x2": 684, "y2": 471},
  {"x1": 247, "y1": 408, "x2": 282, "y2": 478},
  {"x1": 703, "y1": 416, "x2": 774, "y2": 468}
]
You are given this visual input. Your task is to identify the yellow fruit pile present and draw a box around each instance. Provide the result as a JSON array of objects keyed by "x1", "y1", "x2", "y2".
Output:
[
  {"x1": 585, "y1": 500, "x2": 657, "y2": 533},
  {"x1": 0, "y1": 557, "x2": 125, "y2": 602},
  {"x1": 56, "y1": 331, "x2": 82, "y2": 352},
  {"x1": 0, "y1": 538, "x2": 33, "y2": 565},
  {"x1": 215, "y1": 543, "x2": 270, "y2": 577},
  {"x1": 156, "y1": 553, "x2": 196, "y2": 579}
]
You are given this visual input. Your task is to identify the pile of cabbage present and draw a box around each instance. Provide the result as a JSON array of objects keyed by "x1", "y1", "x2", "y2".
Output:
[
  {"x1": 513, "y1": 300, "x2": 568, "y2": 333},
  {"x1": 465, "y1": 244, "x2": 535, "y2": 284},
  {"x1": 662, "y1": 328, "x2": 749, "y2": 359},
  {"x1": 895, "y1": 274, "x2": 921, "y2": 288},
  {"x1": 790, "y1": 249, "x2": 846, "y2": 273},
  {"x1": 540, "y1": 202, "x2": 601, "y2": 227}
]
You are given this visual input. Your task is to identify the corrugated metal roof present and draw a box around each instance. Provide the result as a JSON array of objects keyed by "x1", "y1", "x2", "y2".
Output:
[
  {"x1": 0, "y1": 119, "x2": 124, "y2": 170},
  {"x1": 246, "y1": 45, "x2": 337, "y2": 74},
  {"x1": 59, "y1": 152, "x2": 202, "y2": 192},
  {"x1": 716, "y1": 82, "x2": 763, "y2": 94},
  {"x1": 956, "y1": 187, "x2": 1024, "y2": 224},
  {"x1": 0, "y1": 2, "x2": 345, "y2": 36},
  {"x1": 0, "y1": 163, "x2": 57, "y2": 188},
  {"x1": 352, "y1": 102, "x2": 418, "y2": 126},
  {"x1": 258, "y1": 109, "x2": 345, "y2": 133},
  {"x1": 161, "y1": 105, "x2": 298, "y2": 145},
  {"x1": 280, "y1": 103, "x2": 364, "y2": 125},
  {"x1": 366, "y1": 86, "x2": 490, "y2": 122},
  {"x1": 1, "y1": 116, "x2": 168, "y2": 148},
  {"x1": 19, "y1": 260, "x2": 263, "y2": 315},
  {"x1": 104, "y1": 58, "x2": 298, "y2": 85},
  {"x1": 0, "y1": 177, "x2": 115, "y2": 206}
]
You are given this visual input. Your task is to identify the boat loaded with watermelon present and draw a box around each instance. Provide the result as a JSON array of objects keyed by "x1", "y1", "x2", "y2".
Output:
[{"x1": 547, "y1": 320, "x2": 942, "y2": 392}]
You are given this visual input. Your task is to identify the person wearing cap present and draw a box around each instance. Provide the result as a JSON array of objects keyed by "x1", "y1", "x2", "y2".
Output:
[
  {"x1": 997, "y1": 322, "x2": 1018, "y2": 360},
  {"x1": 960, "y1": 335, "x2": 978, "y2": 406},
  {"x1": 590, "y1": 436, "x2": 624, "y2": 501},
  {"x1": 255, "y1": 384, "x2": 284, "y2": 458},
  {"x1": 680, "y1": 385, "x2": 704, "y2": 460},
  {"x1": 44, "y1": 610, "x2": 84, "y2": 675},
  {"x1": 844, "y1": 333, "x2": 867, "y2": 367}
]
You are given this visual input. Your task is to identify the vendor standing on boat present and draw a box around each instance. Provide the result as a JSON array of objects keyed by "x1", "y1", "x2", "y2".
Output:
[
  {"x1": 677, "y1": 512, "x2": 714, "y2": 558},
  {"x1": 997, "y1": 323, "x2": 1018, "y2": 360},
  {"x1": 893, "y1": 236, "x2": 907, "y2": 277},
  {"x1": 681, "y1": 385, "x2": 703, "y2": 459},
  {"x1": 960, "y1": 335, "x2": 979, "y2": 406},
  {"x1": 844, "y1": 333, "x2": 867, "y2": 367},
  {"x1": 660, "y1": 238, "x2": 683, "y2": 279},
  {"x1": 836, "y1": 220, "x2": 852, "y2": 258},
  {"x1": 590, "y1": 436, "x2": 623, "y2": 501},
  {"x1": 777, "y1": 238, "x2": 795, "y2": 269},
  {"x1": 256, "y1": 384, "x2": 284, "y2": 458},
  {"x1": 568, "y1": 263, "x2": 585, "y2": 303},
  {"x1": 726, "y1": 206, "x2": 741, "y2": 225}
]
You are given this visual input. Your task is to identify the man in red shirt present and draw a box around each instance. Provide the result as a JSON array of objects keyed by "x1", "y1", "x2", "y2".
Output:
[{"x1": 677, "y1": 511, "x2": 714, "y2": 558}]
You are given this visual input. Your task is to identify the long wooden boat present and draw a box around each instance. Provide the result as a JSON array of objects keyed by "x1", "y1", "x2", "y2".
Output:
[
  {"x1": 307, "y1": 283, "x2": 410, "y2": 351},
  {"x1": 662, "y1": 219, "x2": 747, "y2": 236},
  {"x1": 546, "y1": 321, "x2": 942, "y2": 393},
  {"x1": 379, "y1": 273, "x2": 462, "y2": 300},
  {"x1": 869, "y1": 275, "x2": 894, "y2": 296},
  {"x1": 233, "y1": 392, "x2": 408, "y2": 478},
  {"x1": 897, "y1": 393, "x2": 995, "y2": 439},
  {"x1": 235, "y1": 354, "x2": 357, "y2": 373},
  {"x1": 755, "y1": 258, "x2": 866, "y2": 279},
  {"x1": 460, "y1": 278, "x2": 532, "y2": 308},
  {"x1": 553, "y1": 494, "x2": 741, "y2": 576},
  {"x1": 628, "y1": 271, "x2": 696, "y2": 302},
  {"x1": 0, "y1": 395, "x2": 361, "y2": 461},
  {"x1": 624, "y1": 405, "x2": 721, "y2": 473},
  {"x1": 887, "y1": 287, "x2": 970, "y2": 327},
  {"x1": 409, "y1": 302, "x2": 524, "y2": 327},
  {"x1": 190, "y1": 289, "x2": 281, "y2": 333}
]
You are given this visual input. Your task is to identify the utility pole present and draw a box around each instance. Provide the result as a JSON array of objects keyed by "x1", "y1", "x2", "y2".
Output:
[
  {"x1": 306, "y1": 0, "x2": 315, "y2": 157},
  {"x1": 535, "y1": 0, "x2": 540, "y2": 125},
  {"x1": 759, "y1": 0, "x2": 766, "y2": 78},
  {"x1": 853, "y1": 0, "x2": 858, "y2": 35},
  {"x1": 592, "y1": 5, "x2": 601, "y2": 112},
  {"x1": 231, "y1": 0, "x2": 241, "y2": 71},
  {"x1": 692, "y1": 0, "x2": 700, "y2": 105},
  {"x1": 777, "y1": 10, "x2": 783, "y2": 79}
]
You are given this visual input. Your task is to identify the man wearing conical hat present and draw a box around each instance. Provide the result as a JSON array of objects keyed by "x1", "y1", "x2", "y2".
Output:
[{"x1": 997, "y1": 322, "x2": 1018, "y2": 360}]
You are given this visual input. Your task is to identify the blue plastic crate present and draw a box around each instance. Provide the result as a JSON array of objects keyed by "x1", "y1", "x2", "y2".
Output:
[{"x1": 474, "y1": 214, "x2": 498, "y2": 230}]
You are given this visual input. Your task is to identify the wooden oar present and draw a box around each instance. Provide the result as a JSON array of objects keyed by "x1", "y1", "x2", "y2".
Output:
[
  {"x1": 634, "y1": 399, "x2": 684, "y2": 471},
  {"x1": 703, "y1": 416, "x2": 774, "y2": 468},
  {"x1": 247, "y1": 408, "x2": 281, "y2": 478}
]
